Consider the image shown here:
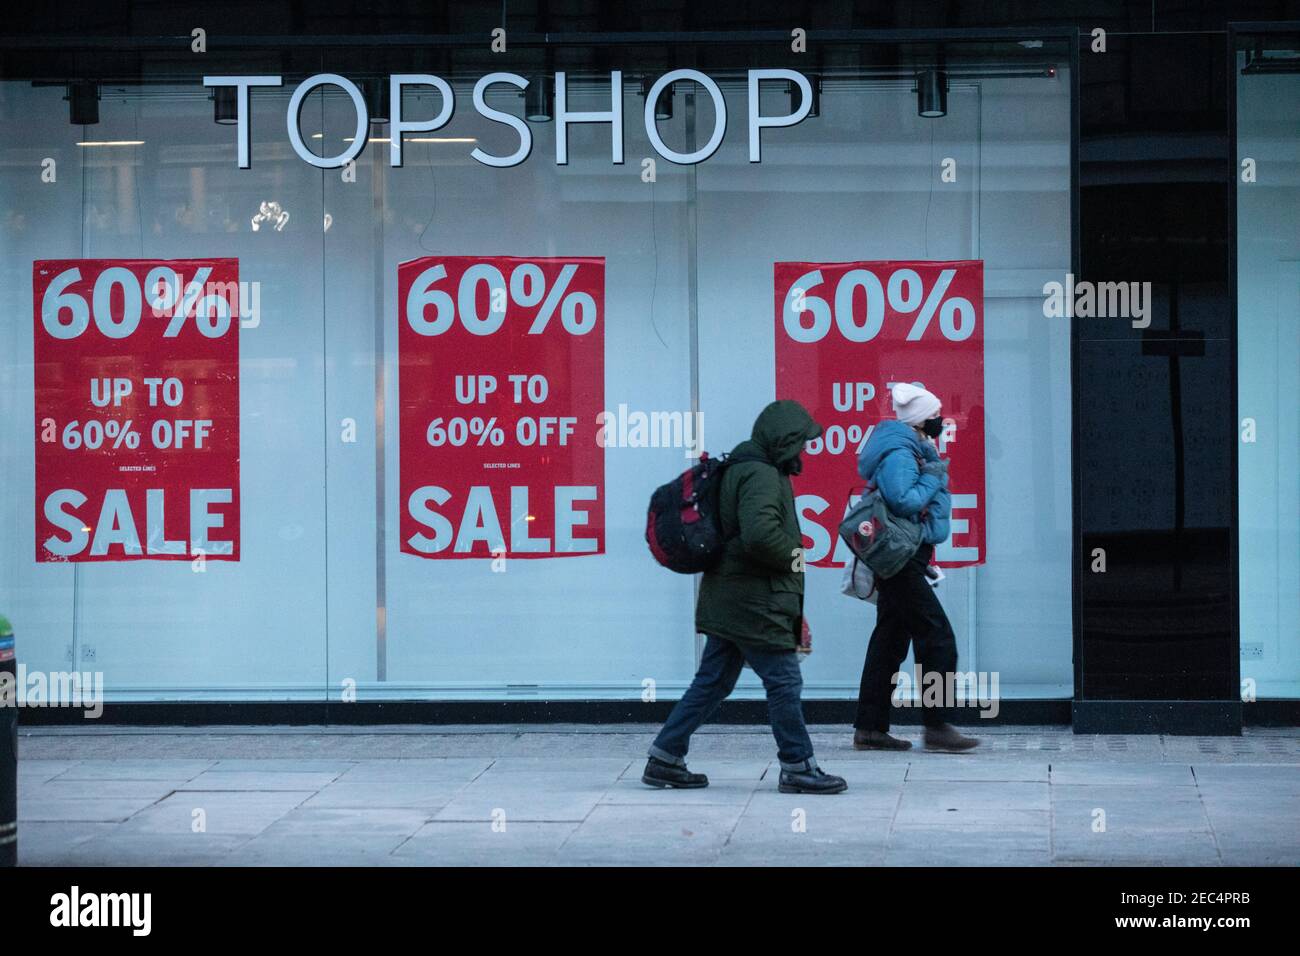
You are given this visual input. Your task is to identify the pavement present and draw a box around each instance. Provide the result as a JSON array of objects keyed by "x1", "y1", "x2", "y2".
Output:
[{"x1": 14, "y1": 724, "x2": 1300, "y2": 866}]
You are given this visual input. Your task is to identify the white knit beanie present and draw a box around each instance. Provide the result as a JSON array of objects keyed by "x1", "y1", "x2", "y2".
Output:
[{"x1": 891, "y1": 382, "x2": 942, "y2": 426}]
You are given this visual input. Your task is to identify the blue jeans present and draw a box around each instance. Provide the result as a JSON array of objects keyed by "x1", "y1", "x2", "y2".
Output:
[{"x1": 649, "y1": 634, "x2": 817, "y2": 772}]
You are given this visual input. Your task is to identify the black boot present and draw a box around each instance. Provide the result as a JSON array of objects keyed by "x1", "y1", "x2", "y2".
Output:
[
  {"x1": 853, "y1": 729, "x2": 913, "y2": 751},
  {"x1": 778, "y1": 763, "x2": 848, "y2": 794},
  {"x1": 641, "y1": 756, "x2": 709, "y2": 789}
]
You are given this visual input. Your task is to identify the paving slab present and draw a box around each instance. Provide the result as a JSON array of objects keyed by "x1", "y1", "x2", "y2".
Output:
[
  {"x1": 1051, "y1": 828, "x2": 1222, "y2": 865},
  {"x1": 220, "y1": 834, "x2": 411, "y2": 866},
  {"x1": 884, "y1": 847, "x2": 1054, "y2": 867},
  {"x1": 18, "y1": 796, "x2": 164, "y2": 823},
  {"x1": 600, "y1": 777, "x2": 759, "y2": 806},
  {"x1": 1191, "y1": 763, "x2": 1300, "y2": 787},
  {"x1": 1052, "y1": 785, "x2": 1210, "y2": 832},
  {"x1": 730, "y1": 804, "x2": 894, "y2": 849},
  {"x1": 11, "y1": 725, "x2": 1299, "y2": 866},
  {"x1": 887, "y1": 824, "x2": 1052, "y2": 866},
  {"x1": 177, "y1": 770, "x2": 346, "y2": 791},
  {"x1": 895, "y1": 805, "x2": 1052, "y2": 828},
  {"x1": 481, "y1": 757, "x2": 634, "y2": 775},
  {"x1": 435, "y1": 773, "x2": 612, "y2": 822},
  {"x1": 819, "y1": 761, "x2": 911, "y2": 785},
  {"x1": 1198, "y1": 796, "x2": 1297, "y2": 828},
  {"x1": 557, "y1": 805, "x2": 744, "y2": 865},
  {"x1": 718, "y1": 835, "x2": 889, "y2": 866},
  {"x1": 899, "y1": 780, "x2": 1051, "y2": 811},
  {"x1": 207, "y1": 759, "x2": 361, "y2": 774},
  {"x1": 1049, "y1": 763, "x2": 1197, "y2": 786},
  {"x1": 55, "y1": 833, "x2": 251, "y2": 866},
  {"x1": 335, "y1": 758, "x2": 494, "y2": 782},
  {"x1": 302, "y1": 780, "x2": 467, "y2": 810},
  {"x1": 116, "y1": 790, "x2": 313, "y2": 837},
  {"x1": 259, "y1": 807, "x2": 432, "y2": 838},
  {"x1": 904, "y1": 759, "x2": 1049, "y2": 782},
  {"x1": 21, "y1": 778, "x2": 180, "y2": 801},
  {"x1": 15, "y1": 760, "x2": 82, "y2": 783},
  {"x1": 394, "y1": 822, "x2": 579, "y2": 866},
  {"x1": 497, "y1": 734, "x2": 648, "y2": 758},
  {"x1": 744, "y1": 787, "x2": 901, "y2": 818},
  {"x1": 1214, "y1": 835, "x2": 1300, "y2": 866},
  {"x1": 47, "y1": 759, "x2": 217, "y2": 781},
  {"x1": 15, "y1": 821, "x2": 118, "y2": 865}
]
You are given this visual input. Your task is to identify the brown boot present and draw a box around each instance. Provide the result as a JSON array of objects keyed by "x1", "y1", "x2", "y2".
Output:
[
  {"x1": 853, "y1": 729, "x2": 913, "y2": 751},
  {"x1": 923, "y1": 723, "x2": 980, "y2": 754}
]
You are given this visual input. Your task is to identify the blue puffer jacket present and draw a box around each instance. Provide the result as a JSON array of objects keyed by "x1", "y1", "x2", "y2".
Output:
[{"x1": 857, "y1": 419, "x2": 951, "y2": 545}]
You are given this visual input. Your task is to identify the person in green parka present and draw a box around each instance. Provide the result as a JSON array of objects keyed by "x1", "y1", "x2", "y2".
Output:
[{"x1": 643, "y1": 400, "x2": 847, "y2": 795}]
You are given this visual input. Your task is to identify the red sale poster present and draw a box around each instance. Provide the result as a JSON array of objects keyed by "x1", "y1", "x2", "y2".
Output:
[
  {"x1": 774, "y1": 260, "x2": 985, "y2": 568},
  {"x1": 33, "y1": 259, "x2": 241, "y2": 562},
  {"x1": 398, "y1": 255, "x2": 605, "y2": 558}
]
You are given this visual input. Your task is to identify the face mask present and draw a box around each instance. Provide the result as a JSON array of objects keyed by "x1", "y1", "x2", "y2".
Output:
[
  {"x1": 921, "y1": 417, "x2": 944, "y2": 439},
  {"x1": 781, "y1": 454, "x2": 804, "y2": 476}
]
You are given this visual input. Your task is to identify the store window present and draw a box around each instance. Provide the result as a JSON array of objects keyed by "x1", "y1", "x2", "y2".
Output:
[
  {"x1": 0, "y1": 38, "x2": 1074, "y2": 702},
  {"x1": 695, "y1": 48, "x2": 1074, "y2": 701},
  {"x1": 1236, "y1": 32, "x2": 1300, "y2": 699}
]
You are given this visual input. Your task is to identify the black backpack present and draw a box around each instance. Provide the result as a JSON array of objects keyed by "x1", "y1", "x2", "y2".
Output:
[{"x1": 645, "y1": 451, "x2": 764, "y2": 574}]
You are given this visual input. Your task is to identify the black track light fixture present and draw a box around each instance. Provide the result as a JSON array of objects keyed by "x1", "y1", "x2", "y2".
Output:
[
  {"x1": 641, "y1": 77, "x2": 673, "y2": 122},
  {"x1": 212, "y1": 85, "x2": 238, "y2": 125},
  {"x1": 524, "y1": 74, "x2": 554, "y2": 122},
  {"x1": 792, "y1": 74, "x2": 820, "y2": 118},
  {"x1": 917, "y1": 68, "x2": 948, "y2": 118},
  {"x1": 67, "y1": 81, "x2": 99, "y2": 126},
  {"x1": 365, "y1": 78, "x2": 390, "y2": 125}
]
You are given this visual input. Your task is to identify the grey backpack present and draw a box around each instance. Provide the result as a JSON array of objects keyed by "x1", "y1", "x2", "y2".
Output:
[{"x1": 838, "y1": 478, "x2": 923, "y2": 580}]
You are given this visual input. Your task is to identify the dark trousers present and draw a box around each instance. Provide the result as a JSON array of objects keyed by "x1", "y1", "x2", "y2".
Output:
[
  {"x1": 854, "y1": 544, "x2": 958, "y2": 732},
  {"x1": 650, "y1": 634, "x2": 816, "y2": 771}
]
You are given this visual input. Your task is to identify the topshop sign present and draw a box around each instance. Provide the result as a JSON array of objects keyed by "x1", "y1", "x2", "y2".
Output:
[{"x1": 203, "y1": 69, "x2": 813, "y2": 169}]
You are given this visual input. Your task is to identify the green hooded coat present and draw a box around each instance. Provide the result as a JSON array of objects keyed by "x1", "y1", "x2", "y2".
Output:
[{"x1": 694, "y1": 400, "x2": 822, "y2": 651}]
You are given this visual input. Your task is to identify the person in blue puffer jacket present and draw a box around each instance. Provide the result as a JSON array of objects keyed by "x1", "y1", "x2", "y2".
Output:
[{"x1": 851, "y1": 383, "x2": 979, "y2": 755}]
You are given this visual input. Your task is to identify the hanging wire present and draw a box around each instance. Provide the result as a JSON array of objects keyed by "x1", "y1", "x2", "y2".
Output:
[
  {"x1": 924, "y1": 120, "x2": 934, "y2": 258},
  {"x1": 416, "y1": 140, "x2": 439, "y2": 252},
  {"x1": 647, "y1": 174, "x2": 667, "y2": 349}
]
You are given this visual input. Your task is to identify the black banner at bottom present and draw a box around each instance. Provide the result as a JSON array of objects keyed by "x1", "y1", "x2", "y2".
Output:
[{"x1": 0, "y1": 866, "x2": 1285, "y2": 940}]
